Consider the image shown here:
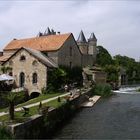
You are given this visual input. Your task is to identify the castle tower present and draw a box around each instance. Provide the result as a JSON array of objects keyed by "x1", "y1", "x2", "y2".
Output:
[
  {"x1": 88, "y1": 32, "x2": 97, "y2": 56},
  {"x1": 77, "y1": 30, "x2": 88, "y2": 54}
]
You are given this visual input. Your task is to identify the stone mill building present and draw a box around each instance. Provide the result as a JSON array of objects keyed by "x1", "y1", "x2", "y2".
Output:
[{"x1": 0, "y1": 27, "x2": 98, "y2": 95}]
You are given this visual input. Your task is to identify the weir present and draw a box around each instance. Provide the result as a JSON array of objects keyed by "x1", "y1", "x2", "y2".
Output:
[{"x1": 113, "y1": 84, "x2": 140, "y2": 94}]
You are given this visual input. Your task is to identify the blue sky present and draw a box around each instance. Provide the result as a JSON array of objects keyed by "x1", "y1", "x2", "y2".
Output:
[{"x1": 0, "y1": 0, "x2": 140, "y2": 60}]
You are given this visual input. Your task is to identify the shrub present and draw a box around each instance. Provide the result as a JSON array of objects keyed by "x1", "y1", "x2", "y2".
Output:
[
  {"x1": 92, "y1": 84, "x2": 112, "y2": 97},
  {"x1": 0, "y1": 125, "x2": 13, "y2": 139}
]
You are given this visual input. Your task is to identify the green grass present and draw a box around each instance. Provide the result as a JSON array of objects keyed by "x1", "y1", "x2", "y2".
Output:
[
  {"x1": 16, "y1": 92, "x2": 63, "y2": 107},
  {"x1": 0, "y1": 97, "x2": 65, "y2": 123},
  {"x1": 0, "y1": 92, "x2": 64, "y2": 113}
]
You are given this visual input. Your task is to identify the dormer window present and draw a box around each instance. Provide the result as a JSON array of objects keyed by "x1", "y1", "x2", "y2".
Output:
[{"x1": 20, "y1": 55, "x2": 26, "y2": 61}]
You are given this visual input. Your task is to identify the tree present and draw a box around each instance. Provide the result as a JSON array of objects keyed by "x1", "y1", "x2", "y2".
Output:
[
  {"x1": 103, "y1": 65, "x2": 120, "y2": 83},
  {"x1": 96, "y1": 46, "x2": 113, "y2": 67},
  {"x1": 3, "y1": 92, "x2": 24, "y2": 120},
  {"x1": 113, "y1": 55, "x2": 140, "y2": 83},
  {"x1": 47, "y1": 68, "x2": 67, "y2": 90},
  {"x1": 0, "y1": 66, "x2": 12, "y2": 74},
  {"x1": 60, "y1": 66, "x2": 83, "y2": 86}
]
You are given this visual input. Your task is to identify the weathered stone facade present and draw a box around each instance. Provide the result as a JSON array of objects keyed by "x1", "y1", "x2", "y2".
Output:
[
  {"x1": 3, "y1": 49, "x2": 47, "y2": 95},
  {"x1": 45, "y1": 34, "x2": 82, "y2": 68},
  {"x1": 57, "y1": 34, "x2": 82, "y2": 67}
]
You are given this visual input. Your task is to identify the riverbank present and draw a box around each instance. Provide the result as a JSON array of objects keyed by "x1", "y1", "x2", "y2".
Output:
[{"x1": 0, "y1": 88, "x2": 99, "y2": 139}]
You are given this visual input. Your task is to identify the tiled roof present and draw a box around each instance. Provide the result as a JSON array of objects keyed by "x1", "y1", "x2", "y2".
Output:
[
  {"x1": 0, "y1": 55, "x2": 11, "y2": 62},
  {"x1": 4, "y1": 33, "x2": 71, "y2": 51}
]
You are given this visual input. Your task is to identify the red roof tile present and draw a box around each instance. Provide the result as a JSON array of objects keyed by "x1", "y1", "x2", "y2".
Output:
[
  {"x1": 4, "y1": 33, "x2": 71, "y2": 52},
  {"x1": 0, "y1": 55, "x2": 11, "y2": 62}
]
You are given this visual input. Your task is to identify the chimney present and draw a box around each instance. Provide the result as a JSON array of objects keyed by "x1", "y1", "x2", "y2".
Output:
[{"x1": 57, "y1": 32, "x2": 60, "y2": 35}]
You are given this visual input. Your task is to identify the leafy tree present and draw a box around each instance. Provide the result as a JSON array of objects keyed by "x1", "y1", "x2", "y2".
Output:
[
  {"x1": 113, "y1": 55, "x2": 140, "y2": 82},
  {"x1": 0, "y1": 66, "x2": 12, "y2": 74},
  {"x1": 47, "y1": 68, "x2": 67, "y2": 90},
  {"x1": 60, "y1": 66, "x2": 83, "y2": 86},
  {"x1": 103, "y1": 65, "x2": 120, "y2": 83},
  {"x1": 96, "y1": 46, "x2": 113, "y2": 67}
]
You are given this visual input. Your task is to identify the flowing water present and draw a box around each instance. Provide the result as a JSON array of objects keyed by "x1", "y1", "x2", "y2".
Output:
[{"x1": 53, "y1": 86, "x2": 140, "y2": 139}]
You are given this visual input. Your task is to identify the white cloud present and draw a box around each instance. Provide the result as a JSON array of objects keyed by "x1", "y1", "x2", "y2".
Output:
[{"x1": 0, "y1": 1, "x2": 140, "y2": 60}]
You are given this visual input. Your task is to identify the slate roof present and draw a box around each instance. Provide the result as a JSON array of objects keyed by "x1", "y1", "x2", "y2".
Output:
[
  {"x1": 4, "y1": 33, "x2": 71, "y2": 52},
  {"x1": 89, "y1": 33, "x2": 97, "y2": 41},
  {"x1": 77, "y1": 30, "x2": 87, "y2": 43},
  {"x1": 44, "y1": 27, "x2": 51, "y2": 36}
]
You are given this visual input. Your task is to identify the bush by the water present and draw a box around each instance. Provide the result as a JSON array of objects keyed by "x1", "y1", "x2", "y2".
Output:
[
  {"x1": 92, "y1": 84, "x2": 112, "y2": 97},
  {"x1": 0, "y1": 125, "x2": 13, "y2": 139}
]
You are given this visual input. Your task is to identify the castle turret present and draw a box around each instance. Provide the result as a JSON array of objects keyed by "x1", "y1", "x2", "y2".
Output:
[
  {"x1": 77, "y1": 30, "x2": 88, "y2": 54},
  {"x1": 88, "y1": 32, "x2": 97, "y2": 56}
]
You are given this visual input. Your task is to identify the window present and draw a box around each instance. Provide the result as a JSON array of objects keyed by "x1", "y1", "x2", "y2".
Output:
[
  {"x1": 19, "y1": 72, "x2": 25, "y2": 87},
  {"x1": 32, "y1": 60, "x2": 38, "y2": 66},
  {"x1": 70, "y1": 46, "x2": 72, "y2": 56},
  {"x1": 20, "y1": 55, "x2": 26, "y2": 61},
  {"x1": 32, "y1": 73, "x2": 37, "y2": 84}
]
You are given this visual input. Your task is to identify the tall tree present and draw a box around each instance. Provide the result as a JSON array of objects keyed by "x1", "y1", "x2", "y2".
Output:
[{"x1": 96, "y1": 46, "x2": 113, "y2": 67}]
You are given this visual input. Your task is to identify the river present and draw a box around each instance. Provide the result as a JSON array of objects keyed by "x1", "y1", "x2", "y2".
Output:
[{"x1": 53, "y1": 87, "x2": 140, "y2": 139}]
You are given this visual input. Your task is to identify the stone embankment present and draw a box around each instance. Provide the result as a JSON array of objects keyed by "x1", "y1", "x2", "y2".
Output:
[{"x1": 1, "y1": 88, "x2": 101, "y2": 139}]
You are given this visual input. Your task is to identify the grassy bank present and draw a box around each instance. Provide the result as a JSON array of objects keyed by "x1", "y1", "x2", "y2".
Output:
[
  {"x1": 0, "y1": 97, "x2": 65, "y2": 123},
  {"x1": 0, "y1": 92, "x2": 64, "y2": 113}
]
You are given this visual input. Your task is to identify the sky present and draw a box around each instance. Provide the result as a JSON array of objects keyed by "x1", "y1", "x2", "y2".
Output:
[{"x1": 0, "y1": 0, "x2": 140, "y2": 61}]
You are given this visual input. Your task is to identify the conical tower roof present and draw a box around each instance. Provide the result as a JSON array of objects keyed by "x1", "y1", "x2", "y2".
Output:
[
  {"x1": 44, "y1": 27, "x2": 51, "y2": 35},
  {"x1": 89, "y1": 32, "x2": 97, "y2": 41},
  {"x1": 77, "y1": 30, "x2": 87, "y2": 43}
]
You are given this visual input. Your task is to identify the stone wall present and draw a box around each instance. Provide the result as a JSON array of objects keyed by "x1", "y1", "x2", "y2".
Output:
[
  {"x1": 58, "y1": 35, "x2": 82, "y2": 68},
  {"x1": 4, "y1": 49, "x2": 47, "y2": 95},
  {"x1": 92, "y1": 71, "x2": 107, "y2": 84},
  {"x1": 82, "y1": 55, "x2": 95, "y2": 67},
  {"x1": 77, "y1": 42, "x2": 88, "y2": 54},
  {"x1": 47, "y1": 51, "x2": 58, "y2": 64},
  {"x1": 5, "y1": 90, "x2": 92, "y2": 139}
]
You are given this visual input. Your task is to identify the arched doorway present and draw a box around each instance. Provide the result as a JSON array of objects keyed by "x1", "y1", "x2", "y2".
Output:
[
  {"x1": 19, "y1": 72, "x2": 25, "y2": 87},
  {"x1": 30, "y1": 92, "x2": 40, "y2": 99}
]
